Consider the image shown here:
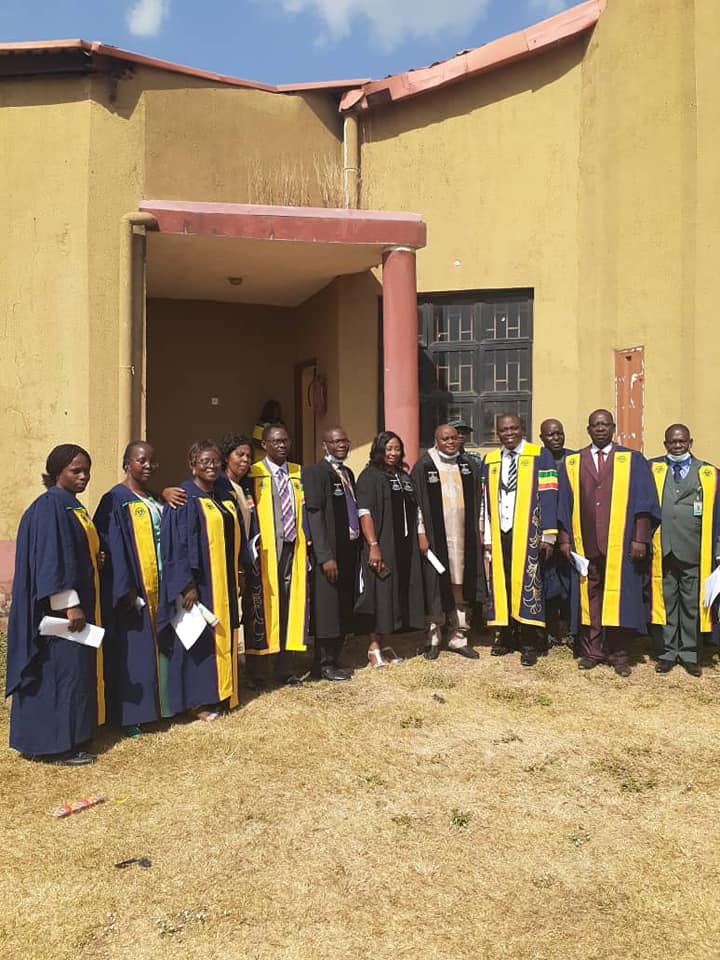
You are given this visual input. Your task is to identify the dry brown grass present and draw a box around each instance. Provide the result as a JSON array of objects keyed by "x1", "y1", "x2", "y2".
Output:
[{"x1": 2, "y1": 631, "x2": 720, "y2": 960}]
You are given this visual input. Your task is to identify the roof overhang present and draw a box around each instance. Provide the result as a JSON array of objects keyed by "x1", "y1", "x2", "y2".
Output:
[
  {"x1": 340, "y1": 0, "x2": 606, "y2": 113},
  {"x1": 139, "y1": 200, "x2": 426, "y2": 308}
]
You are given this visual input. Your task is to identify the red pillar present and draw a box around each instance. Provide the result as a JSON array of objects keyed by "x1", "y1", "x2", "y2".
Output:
[{"x1": 382, "y1": 246, "x2": 419, "y2": 466}]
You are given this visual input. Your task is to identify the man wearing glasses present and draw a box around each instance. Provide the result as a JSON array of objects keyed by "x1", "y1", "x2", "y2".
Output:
[
  {"x1": 303, "y1": 426, "x2": 359, "y2": 681},
  {"x1": 246, "y1": 423, "x2": 309, "y2": 684}
]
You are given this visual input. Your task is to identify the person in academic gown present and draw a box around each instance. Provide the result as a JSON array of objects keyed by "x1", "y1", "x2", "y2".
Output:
[
  {"x1": 558, "y1": 409, "x2": 661, "y2": 677},
  {"x1": 355, "y1": 431, "x2": 425, "y2": 667},
  {"x1": 539, "y1": 418, "x2": 575, "y2": 649},
  {"x1": 648, "y1": 423, "x2": 720, "y2": 676},
  {"x1": 482, "y1": 414, "x2": 559, "y2": 667},
  {"x1": 412, "y1": 423, "x2": 485, "y2": 660},
  {"x1": 245, "y1": 423, "x2": 310, "y2": 684},
  {"x1": 6, "y1": 444, "x2": 105, "y2": 764},
  {"x1": 94, "y1": 441, "x2": 177, "y2": 733},
  {"x1": 156, "y1": 440, "x2": 241, "y2": 720},
  {"x1": 303, "y1": 426, "x2": 360, "y2": 681}
]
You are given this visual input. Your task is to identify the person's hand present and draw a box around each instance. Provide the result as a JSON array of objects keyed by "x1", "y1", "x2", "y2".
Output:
[
  {"x1": 66, "y1": 606, "x2": 86, "y2": 633},
  {"x1": 322, "y1": 559, "x2": 338, "y2": 583},
  {"x1": 181, "y1": 584, "x2": 198, "y2": 611},
  {"x1": 97, "y1": 550, "x2": 106, "y2": 571},
  {"x1": 630, "y1": 540, "x2": 647, "y2": 562},
  {"x1": 540, "y1": 541, "x2": 554, "y2": 560},
  {"x1": 163, "y1": 487, "x2": 187, "y2": 509},
  {"x1": 418, "y1": 533, "x2": 430, "y2": 556},
  {"x1": 368, "y1": 543, "x2": 385, "y2": 575},
  {"x1": 559, "y1": 542, "x2": 572, "y2": 561},
  {"x1": 122, "y1": 587, "x2": 138, "y2": 610}
]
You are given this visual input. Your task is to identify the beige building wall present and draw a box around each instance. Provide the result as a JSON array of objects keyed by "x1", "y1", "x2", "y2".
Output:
[
  {"x1": 360, "y1": 39, "x2": 586, "y2": 450},
  {"x1": 0, "y1": 80, "x2": 93, "y2": 539}
]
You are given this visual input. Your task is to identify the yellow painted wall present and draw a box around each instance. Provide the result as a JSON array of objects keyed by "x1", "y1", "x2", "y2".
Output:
[
  {"x1": 0, "y1": 79, "x2": 93, "y2": 536},
  {"x1": 360, "y1": 38, "x2": 587, "y2": 451},
  {"x1": 360, "y1": 0, "x2": 720, "y2": 461}
]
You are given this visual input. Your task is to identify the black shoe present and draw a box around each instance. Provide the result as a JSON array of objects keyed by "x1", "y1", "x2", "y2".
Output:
[
  {"x1": 614, "y1": 664, "x2": 632, "y2": 678},
  {"x1": 320, "y1": 666, "x2": 352, "y2": 681},
  {"x1": 578, "y1": 657, "x2": 599, "y2": 670},
  {"x1": 520, "y1": 649, "x2": 538, "y2": 667},
  {"x1": 56, "y1": 751, "x2": 97, "y2": 766},
  {"x1": 490, "y1": 644, "x2": 511, "y2": 657},
  {"x1": 451, "y1": 644, "x2": 479, "y2": 660},
  {"x1": 655, "y1": 660, "x2": 674, "y2": 674},
  {"x1": 682, "y1": 661, "x2": 702, "y2": 677},
  {"x1": 424, "y1": 645, "x2": 441, "y2": 661}
]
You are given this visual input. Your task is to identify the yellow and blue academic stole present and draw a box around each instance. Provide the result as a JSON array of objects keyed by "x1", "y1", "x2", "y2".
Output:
[
  {"x1": 69, "y1": 505, "x2": 106, "y2": 726},
  {"x1": 563, "y1": 454, "x2": 590, "y2": 626},
  {"x1": 651, "y1": 461, "x2": 718, "y2": 631},
  {"x1": 601, "y1": 451, "x2": 633, "y2": 626},
  {"x1": 485, "y1": 442, "x2": 541, "y2": 626},
  {"x1": 196, "y1": 495, "x2": 241, "y2": 707},
  {"x1": 125, "y1": 499, "x2": 159, "y2": 619},
  {"x1": 248, "y1": 461, "x2": 307, "y2": 654}
]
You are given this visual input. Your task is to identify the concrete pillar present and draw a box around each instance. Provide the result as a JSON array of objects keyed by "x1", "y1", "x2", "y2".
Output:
[{"x1": 382, "y1": 246, "x2": 419, "y2": 465}]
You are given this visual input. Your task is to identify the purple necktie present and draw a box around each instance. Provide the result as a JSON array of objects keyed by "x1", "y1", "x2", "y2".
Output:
[
  {"x1": 275, "y1": 469, "x2": 297, "y2": 542},
  {"x1": 334, "y1": 463, "x2": 360, "y2": 539}
]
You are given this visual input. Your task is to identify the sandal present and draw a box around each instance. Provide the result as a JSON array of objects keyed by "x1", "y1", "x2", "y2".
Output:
[
  {"x1": 382, "y1": 646, "x2": 404, "y2": 665},
  {"x1": 368, "y1": 648, "x2": 388, "y2": 669}
]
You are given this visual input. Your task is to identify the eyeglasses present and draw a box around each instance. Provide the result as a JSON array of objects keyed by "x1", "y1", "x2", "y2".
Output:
[
  {"x1": 196, "y1": 458, "x2": 221, "y2": 468},
  {"x1": 267, "y1": 439, "x2": 289, "y2": 447}
]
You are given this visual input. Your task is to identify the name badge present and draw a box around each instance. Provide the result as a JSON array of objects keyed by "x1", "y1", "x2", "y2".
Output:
[{"x1": 693, "y1": 500, "x2": 703, "y2": 517}]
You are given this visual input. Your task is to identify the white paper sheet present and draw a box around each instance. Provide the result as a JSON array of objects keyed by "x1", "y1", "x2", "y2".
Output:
[
  {"x1": 39, "y1": 615, "x2": 105, "y2": 648},
  {"x1": 703, "y1": 566, "x2": 720, "y2": 609},
  {"x1": 426, "y1": 549, "x2": 446, "y2": 575},
  {"x1": 571, "y1": 552, "x2": 590, "y2": 577},
  {"x1": 171, "y1": 599, "x2": 210, "y2": 651}
]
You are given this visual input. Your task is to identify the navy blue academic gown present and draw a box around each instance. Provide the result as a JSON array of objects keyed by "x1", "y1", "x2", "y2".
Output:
[
  {"x1": 6, "y1": 487, "x2": 104, "y2": 756},
  {"x1": 156, "y1": 479, "x2": 241, "y2": 713},
  {"x1": 94, "y1": 485, "x2": 172, "y2": 726}
]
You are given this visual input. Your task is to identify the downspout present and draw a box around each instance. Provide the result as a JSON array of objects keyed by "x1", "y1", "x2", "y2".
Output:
[
  {"x1": 342, "y1": 113, "x2": 360, "y2": 209},
  {"x1": 118, "y1": 212, "x2": 157, "y2": 461}
]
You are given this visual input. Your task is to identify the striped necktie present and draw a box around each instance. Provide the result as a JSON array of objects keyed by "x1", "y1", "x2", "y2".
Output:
[
  {"x1": 275, "y1": 468, "x2": 297, "y2": 542},
  {"x1": 506, "y1": 450, "x2": 517, "y2": 491},
  {"x1": 333, "y1": 463, "x2": 360, "y2": 539}
]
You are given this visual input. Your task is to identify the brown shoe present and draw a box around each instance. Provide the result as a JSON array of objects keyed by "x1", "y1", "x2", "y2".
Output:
[{"x1": 682, "y1": 661, "x2": 702, "y2": 677}]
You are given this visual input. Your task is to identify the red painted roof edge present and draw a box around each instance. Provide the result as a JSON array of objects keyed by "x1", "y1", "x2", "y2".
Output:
[
  {"x1": 0, "y1": 39, "x2": 365, "y2": 94},
  {"x1": 339, "y1": 0, "x2": 607, "y2": 113},
  {"x1": 139, "y1": 199, "x2": 427, "y2": 249}
]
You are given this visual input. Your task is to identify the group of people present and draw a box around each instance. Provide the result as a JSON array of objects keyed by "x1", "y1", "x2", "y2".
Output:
[{"x1": 5, "y1": 406, "x2": 718, "y2": 766}]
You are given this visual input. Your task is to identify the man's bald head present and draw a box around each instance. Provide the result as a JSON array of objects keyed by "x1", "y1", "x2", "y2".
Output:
[{"x1": 322, "y1": 426, "x2": 350, "y2": 461}]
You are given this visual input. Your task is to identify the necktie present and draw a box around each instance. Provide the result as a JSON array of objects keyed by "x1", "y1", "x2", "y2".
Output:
[
  {"x1": 672, "y1": 462, "x2": 683, "y2": 483},
  {"x1": 597, "y1": 450, "x2": 606, "y2": 475},
  {"x1": 275, "y1": 469, "x2": 297, "y2": 542},
  {"x1": 507, "y1": 451, "x2": 517, "y2": 491},
  {"x1": 334, "y1": 464, "x2": 360, "y2": 539}
]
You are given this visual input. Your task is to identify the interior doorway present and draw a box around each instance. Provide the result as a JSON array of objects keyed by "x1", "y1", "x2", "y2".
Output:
[{"x1": 294, "y1": 358, "x2": 317, "y2": 465}]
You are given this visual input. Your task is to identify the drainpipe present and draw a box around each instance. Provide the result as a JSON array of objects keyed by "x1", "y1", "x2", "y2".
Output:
[
  {"x1": 118, "y1": 212, "x2": 157, "y2": 461},
  {"x1": 343, "y1": 113, "x2": 360, "y2": 209}
]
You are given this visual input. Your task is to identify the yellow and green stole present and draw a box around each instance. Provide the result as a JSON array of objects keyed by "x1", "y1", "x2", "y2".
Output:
[{"x1": 247, "y1": 461, "x2": 308, "y2": 654}]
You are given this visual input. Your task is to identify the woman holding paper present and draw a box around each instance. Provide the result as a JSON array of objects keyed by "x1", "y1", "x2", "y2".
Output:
[
  {"x1": 156, "y1": 440, "x2": 242, "y2": 721},
  {"x1": 354, "y1": 431, "x2": 425, "y2": 667},
  {"x1": 5, "y1": 444, "x2": 105, "y2": 765},
  {"x1": 94, "y1": 441, "x2": 178, "y2": 734}
]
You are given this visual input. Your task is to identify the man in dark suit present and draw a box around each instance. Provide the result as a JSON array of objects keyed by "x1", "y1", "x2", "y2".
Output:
[
  {"x1": 558, "y1": 409, "x2": 660, "y2": 677},
  {"x1": 303, "y1": 427, "x2": 359, "y2": 681},
  {"x1": 649, "y1": 424, "x2": 720, "y2": 676}
]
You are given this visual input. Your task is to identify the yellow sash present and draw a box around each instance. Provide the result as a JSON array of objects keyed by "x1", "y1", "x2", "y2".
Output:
[{"x1": 71, "y1": 507, "x2": 105, "y2": 726}]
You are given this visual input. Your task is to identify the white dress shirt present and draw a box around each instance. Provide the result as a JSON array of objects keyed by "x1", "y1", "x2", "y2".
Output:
[
  {"x1": 484, "y1": 440, "x2": 525, "y2": 544},
  {"x1": 590, "y1": 442, "x2": 613, "y2": 470},
  {"x1": 264, "y1": 456, "x2": 296, "y2": 521}
]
